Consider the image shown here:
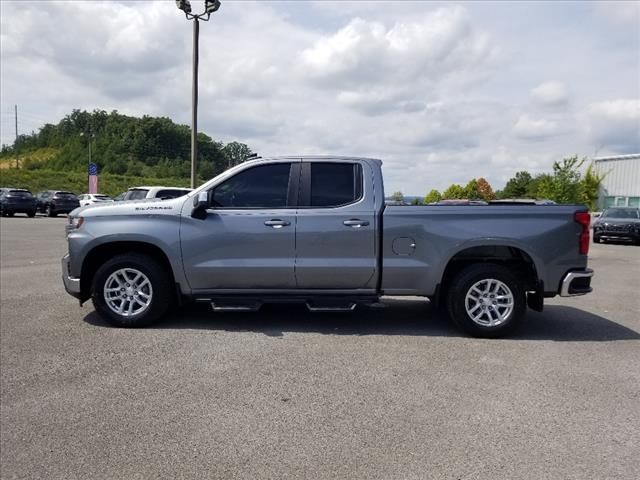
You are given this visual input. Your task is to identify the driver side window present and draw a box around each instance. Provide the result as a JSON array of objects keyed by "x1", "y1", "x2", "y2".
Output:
[{"x1": 212, "y1": 163, "x2": 292, "y2": 208}]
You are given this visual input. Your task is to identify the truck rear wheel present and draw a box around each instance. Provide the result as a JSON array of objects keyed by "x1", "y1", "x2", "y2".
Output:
[
  {"x1": 446, "y1": 263, "x2": 526, "y2": 338},
  {"x1": 91, "y1": 253, "x2": 171, "y2": 327}
]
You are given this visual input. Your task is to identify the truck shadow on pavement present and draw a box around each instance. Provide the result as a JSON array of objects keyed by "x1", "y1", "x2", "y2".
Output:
[{"x1": 83, "y1": 298, "x2": 640, "y2": 342}]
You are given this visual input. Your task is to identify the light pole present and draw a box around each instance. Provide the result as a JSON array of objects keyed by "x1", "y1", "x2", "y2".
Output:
[
  {"x1": 176, "y1": 0, "x2": 221, "y2": 189},
  {"x1": 79, "y1": 132, "x2": 95, "y2": 166}
]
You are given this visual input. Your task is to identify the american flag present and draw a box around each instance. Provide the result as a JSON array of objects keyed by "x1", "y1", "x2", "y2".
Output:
[{"x1": 88, "y1": 163, "x2": 98, "y2": 194}]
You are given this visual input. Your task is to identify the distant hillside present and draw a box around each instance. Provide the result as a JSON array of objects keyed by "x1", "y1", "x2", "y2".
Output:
[
  {"x1": 0, "y1": 109, "x2": 253, "y2": 181},
  {"x1": 0, "y1": 147, "x2": 61, "y2": 170}
]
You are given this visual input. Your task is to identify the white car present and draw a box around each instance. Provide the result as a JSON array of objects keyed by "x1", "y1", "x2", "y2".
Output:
[
  {"x1": 78, "y1": 194, "x2": 113, "y2": 206},
  {"x1": 120, "y1": 186, "x2": 192, "y2": 201}
]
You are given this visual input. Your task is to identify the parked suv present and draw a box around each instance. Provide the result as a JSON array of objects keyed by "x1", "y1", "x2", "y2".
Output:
[
  {"x1": 119, "y1": 186, "x2": 192, "y2": 201},
  {"x1": 36, "y1": 191, "x2": 80, "y2": 216},
  {"x1": 0, "y1": 188, "x2": 37, "y2": 217},
  {"x1": 592, "y1": 207, "x2": 640, "y2": 244},
  {"x1": 78, "y1": 194, "x2": 113, "y2": 206}
]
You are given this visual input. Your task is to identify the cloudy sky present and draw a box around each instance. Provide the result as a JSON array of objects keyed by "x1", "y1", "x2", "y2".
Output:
[{"x1": 1, "y1": 0, "x2": 639, "y2": 193}]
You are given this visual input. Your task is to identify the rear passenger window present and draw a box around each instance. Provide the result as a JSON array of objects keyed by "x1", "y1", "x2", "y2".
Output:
[{"x1": 310, "y1": 163, "x2": 362, "y2": 207}]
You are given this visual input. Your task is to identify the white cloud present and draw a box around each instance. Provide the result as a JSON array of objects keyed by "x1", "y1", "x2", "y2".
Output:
[
  {"x1": 593, "y1": 1, "x2": 640, "y2": 25},
  {"x1": 301, "y1": 6, "x2": 499, "y2": 89},
  {"x1": 531, "y1": 81, "x2": 569, "y2": 106},
  {"x1": 512, "y1": 115, "x2": 563, "y2": 140},
  {"x1": 587, "y1": 99, "x2": 640, "y2": 152},
  {"x1": 1, "y1": 1, "x2": 639, "y2": 195}
]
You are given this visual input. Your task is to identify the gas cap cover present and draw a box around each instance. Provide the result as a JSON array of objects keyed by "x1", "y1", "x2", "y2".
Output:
[{"x1": 392, "y1": 237, "x2": 416, "y2": 256}]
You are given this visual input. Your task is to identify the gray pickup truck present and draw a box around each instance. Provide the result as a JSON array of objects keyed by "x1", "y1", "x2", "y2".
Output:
[{"x1": 62, "y1": 156, "x2": 593, "y2": 337}]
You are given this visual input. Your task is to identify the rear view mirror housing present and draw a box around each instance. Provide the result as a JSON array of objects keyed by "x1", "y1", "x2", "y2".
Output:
[{"x1": 191, "y1": 191, "x2": 210, "y2": 219}]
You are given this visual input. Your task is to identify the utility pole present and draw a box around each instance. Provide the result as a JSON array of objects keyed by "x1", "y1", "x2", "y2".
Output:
[
  {"x1": 191, "y1": 17, "x2": 199, "y2": 189},
  {"x1": 14, "y1": 104, "x2": 18, "y2": 169},
  {"x1": 175, "y1": 0, "x2": 221, "y2": 189}
]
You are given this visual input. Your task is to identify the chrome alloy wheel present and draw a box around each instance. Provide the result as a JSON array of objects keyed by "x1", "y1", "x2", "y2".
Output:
[
  {"x1": 103, "y1": 268, "x2": 153, "y2": 317},
  {"x1": 464, "y1": 278, "x2": 514, "y2": 327}
]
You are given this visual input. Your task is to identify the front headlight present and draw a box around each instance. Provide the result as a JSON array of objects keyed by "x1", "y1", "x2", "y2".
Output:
[{"x1": 68, "y1": 216, "x2": 84, "y2": 229}]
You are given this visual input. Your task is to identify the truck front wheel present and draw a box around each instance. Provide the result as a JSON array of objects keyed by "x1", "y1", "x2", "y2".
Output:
[
  {"x1": 91, "y1": 253, "x2": 171, "y2": 327},
  {"x1": 446, "y1": 263, "x2": 526, "y2": 338}
]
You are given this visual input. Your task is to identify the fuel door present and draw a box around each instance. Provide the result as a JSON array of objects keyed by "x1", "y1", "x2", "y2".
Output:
[{"x1": 392, "y1": 237, "x2": 416, "y2": 256}]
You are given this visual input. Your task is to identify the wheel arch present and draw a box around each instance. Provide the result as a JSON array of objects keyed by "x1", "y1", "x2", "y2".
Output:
[
  {"x1": 80, "y1": 241, "x2": 176, "y2": 302},
  {"x1": 437, "y1": 243, "x2": 541, "y2": 306}
]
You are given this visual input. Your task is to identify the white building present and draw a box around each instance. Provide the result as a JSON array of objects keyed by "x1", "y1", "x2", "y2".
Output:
[{"x1": 593, "y1": 154, "x2": 640, "y2": 209}]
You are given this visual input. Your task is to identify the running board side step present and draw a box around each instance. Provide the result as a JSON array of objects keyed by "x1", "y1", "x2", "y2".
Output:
[
  {"x1": 305, "y1": 302, "x2": 357, "y2": 312},
  {"x1": 210, "y1": 301, "x2": 262, "y2": 312}
]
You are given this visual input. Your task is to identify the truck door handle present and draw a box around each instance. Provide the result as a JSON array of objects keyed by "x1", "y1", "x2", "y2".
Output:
[
  {"x1": 343, "y1": 219, "x2": 369, "y2": 228},
  {"x1": 264, "y1": 219, "x2": 291, "y2": 228}
]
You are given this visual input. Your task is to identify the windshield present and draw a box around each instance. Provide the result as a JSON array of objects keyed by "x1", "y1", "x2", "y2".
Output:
[
  {"x1": 602, "y1": 208, "x2": 639, "y2": 219},
  {"x1": 155, "y1": 189, "x2": 190, "y2": 199},
  {"x1": 94, "y1": 195, "x2": 112, "y2": 201},
  {"x1": 54, "y1": 192, "x2": 77, "y2": 199},
  {"x1": 125, "y1": 189, "x2": 149, "y2": 201},
  {"x1": 8, "y1": 190, "x2": 33, "y2": 197}
]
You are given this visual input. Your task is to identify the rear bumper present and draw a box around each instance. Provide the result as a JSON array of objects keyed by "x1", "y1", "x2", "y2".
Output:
[
  {"x1": 61, "y1": 254, "x2": 82, "y2": 299},
  {"x1": 53, "y1": 206, "x2": 78, "y2": 213},
  {"x1": 559, "y1": 268, "x2": 594, "y2": 297},
  {"x1": 2, "y1": 204, "x2": 36, "y2": 213}
]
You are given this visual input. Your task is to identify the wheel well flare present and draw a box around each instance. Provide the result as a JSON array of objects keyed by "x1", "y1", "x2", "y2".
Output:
[{"x1": 80, "y1": 242, "x2": 174, "y2": 299}]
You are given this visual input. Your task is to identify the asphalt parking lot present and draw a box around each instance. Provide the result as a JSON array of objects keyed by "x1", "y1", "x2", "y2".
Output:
[{"x1": 1, "y1": 216, "x2": 639, "y2": 479}]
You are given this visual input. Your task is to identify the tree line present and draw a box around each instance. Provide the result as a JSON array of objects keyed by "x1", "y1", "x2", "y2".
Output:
[
  {"x1": 391, "y1": 156, "x2": 604, "y2": 210},
  {"x1": 0, "y1": 109, "x2": 253, "y2": 181}
]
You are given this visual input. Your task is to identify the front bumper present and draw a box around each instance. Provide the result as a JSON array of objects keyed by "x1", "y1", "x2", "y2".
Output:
[
  {"x1": 61, "y1": 254, "x2": 81, "y2": 299},
  {"x1": 559, "y1": 268, "x2": 594, "y2": 297},
  {"x1": 597, "y1": 231, "x2": 640, "y2": 241}
]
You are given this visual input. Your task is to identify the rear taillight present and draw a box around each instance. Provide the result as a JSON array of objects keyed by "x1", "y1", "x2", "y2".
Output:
[{"x1": 575, "y1": 211, "x2": 590, "y2": 255}]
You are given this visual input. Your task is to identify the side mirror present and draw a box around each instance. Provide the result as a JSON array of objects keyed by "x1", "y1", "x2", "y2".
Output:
[{"x1": 191, "y1": 191, "x2": 210, "y2": 219}]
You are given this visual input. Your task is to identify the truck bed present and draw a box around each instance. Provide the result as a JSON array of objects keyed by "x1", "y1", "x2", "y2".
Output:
[{"x1": 381, "y1": 204, "x2": 588, "y2": 296}]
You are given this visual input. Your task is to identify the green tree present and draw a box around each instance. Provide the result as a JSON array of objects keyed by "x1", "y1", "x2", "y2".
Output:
[
  {"x1": 424, "y1": 189, "x2": 442, "y2": 204},
  {"x1": 580, "y1": 163, "x2": 607, "y2": 211},
  {"x1": 391, "y1": 191, "x2": 405, "y2": 202},
  {"x1": 500, "y1": 171, "x2": 533, "y2": 199},
  {"x1": 463, "y1": 179, "x2": 481, "y2": 200},
  {"x1": 549, "y1": 155, "x2": 584, "y2": 203},
  {"x1": 442, "y1": 184, "x2": 466, "y2": 199},
  {"x1": 222, "y1": 141, "x2": 253, "y2": 169}
]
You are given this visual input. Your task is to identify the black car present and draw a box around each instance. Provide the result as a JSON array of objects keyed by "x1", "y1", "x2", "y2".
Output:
[
  {"x1": 35, "y1": 190, "x2": 80, "y2": 217},
  {"x1": 0, "y1": 188, "x2": 37, "y2": 217},
  {"x1": 592, "y1": 207, "x2": 640, "y2": 245}
]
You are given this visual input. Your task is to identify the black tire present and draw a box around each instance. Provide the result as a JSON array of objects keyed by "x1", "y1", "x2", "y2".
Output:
[
  {"x1": 27, "y1": 210, "x2": 36, "y2": 218},
  {"x1": 7, "y1": 212, "x2": 14, "y2": 217},
  {"x1": 593, "y1": 235, "x2": 601, "y2": 244},
  {"x1": 91, "y1": 253, "x2": 172, "y2": 327},
  {"x1": 46, "y1": 205, "x2": 55, "y2": 217},
  {"x1": 446, "y1": 263, "x2": 526, "y2": 338}
]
